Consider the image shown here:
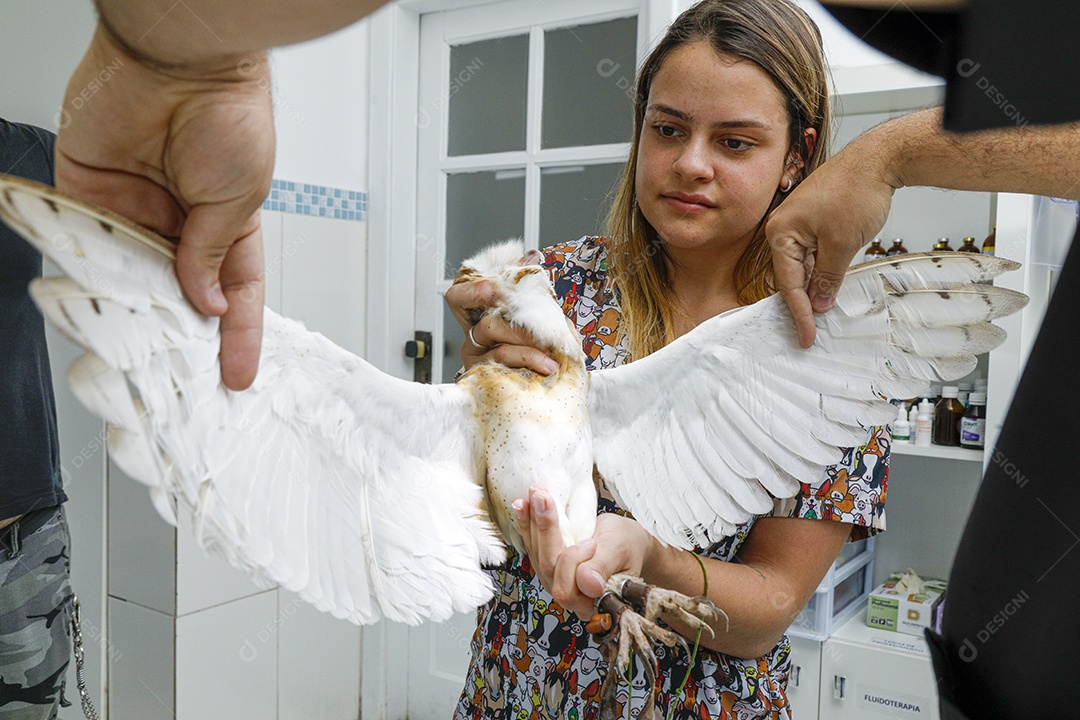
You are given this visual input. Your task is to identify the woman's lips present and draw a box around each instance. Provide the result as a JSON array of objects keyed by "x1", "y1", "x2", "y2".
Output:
[{"x1": 662, "y1": 193, "x2": 715, "y2": 213}]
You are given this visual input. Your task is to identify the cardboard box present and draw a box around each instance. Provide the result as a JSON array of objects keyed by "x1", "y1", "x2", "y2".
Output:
[{"x1": 866, "y1": 572, "x2": 947, "y2": 636}]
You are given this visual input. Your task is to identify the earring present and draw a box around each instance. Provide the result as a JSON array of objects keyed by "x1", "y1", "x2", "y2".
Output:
[{"x1": 781, "y1": 178, "x2": 794, "y2": 193}]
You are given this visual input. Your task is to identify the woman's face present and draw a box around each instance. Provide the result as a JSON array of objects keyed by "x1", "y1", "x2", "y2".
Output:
[{"x1": 635, "y1": 41, "x2": 799, "y2": 256}]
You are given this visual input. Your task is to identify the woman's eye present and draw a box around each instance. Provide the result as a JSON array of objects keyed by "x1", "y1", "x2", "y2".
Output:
[
  {"x1": 654, "y1": 124, "x2": 680, "y2": 138},
  {"x1": 723, "y1": 138, "x2": 752, "y2": 151}
]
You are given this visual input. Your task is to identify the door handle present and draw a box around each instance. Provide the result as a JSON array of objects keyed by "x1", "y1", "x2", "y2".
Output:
[
  {"x1": 833, "y1": 675, "x2": 846, "y2": 700},
  {"x1": 405, "y1": 330, "x2": 433, "y2": 384},
  {"x1": 793, "y1": 665, "x2": 801, "y2": 688}
]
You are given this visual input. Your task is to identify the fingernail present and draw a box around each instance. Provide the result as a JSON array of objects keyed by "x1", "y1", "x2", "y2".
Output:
[
  {"x1": 531, "y1": 493, "x2": 547, "y2": 514},
  {"x1": 540, "y1": 358, "x2": 559, "y2": 375},
  {"x1": 209, "y1": 283, "x2": 227, "y2": 311},
  {"x1": 589, "y1": 570, "x2": 605, "y2": 589},
  {"x1": 512, "y1": 499, "x2": 524, "y2": 515},
  {"x1": 812, "y1": 294, "x2": 834, "y2": 312}
]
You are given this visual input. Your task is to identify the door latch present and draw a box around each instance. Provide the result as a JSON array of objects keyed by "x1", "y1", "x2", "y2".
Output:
[{"x1": 405, "y1": 331, "x2": 433, "y2": 384}]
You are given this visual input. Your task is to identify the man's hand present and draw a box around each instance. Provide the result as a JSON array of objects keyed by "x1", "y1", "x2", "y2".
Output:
[
  {"x1": 55, "y1": 24, "x2": 274, "y2": 389},
  {"x1": 766, "y1": 142, "x2": 896, "y2": 348}
]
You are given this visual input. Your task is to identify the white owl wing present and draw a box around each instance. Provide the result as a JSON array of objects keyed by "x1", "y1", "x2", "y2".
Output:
[
  {"x1": 0, "y1": 176, "x2": 504, "y2": 625},
  {"x1": 587, "y1": 252, "x2": 1028, "y2": 549}
]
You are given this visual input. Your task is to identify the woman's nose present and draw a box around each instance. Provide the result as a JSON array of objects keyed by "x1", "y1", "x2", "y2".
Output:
[{"x1": 672, "y1": 138, "x2": 714, "y2": 181}]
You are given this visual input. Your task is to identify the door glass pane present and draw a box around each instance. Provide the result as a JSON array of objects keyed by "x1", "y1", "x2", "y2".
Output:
[
  {"x1": 448, "y1": 35, "x2": 529, "y2": 156},
  {"x1": 539, "y1": 162, "x2": 624, "y2": 248},
  {"x1": 445, "y1": 169, "x2": 526, "y2": 278},
  {"x1": 542, "y1": 16, "x2": 637, "y2": 149}
]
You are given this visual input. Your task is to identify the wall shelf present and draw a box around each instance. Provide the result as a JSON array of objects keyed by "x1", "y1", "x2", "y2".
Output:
[{"x1": 892, "y1": 443, "x2": 984, "y2": 463}]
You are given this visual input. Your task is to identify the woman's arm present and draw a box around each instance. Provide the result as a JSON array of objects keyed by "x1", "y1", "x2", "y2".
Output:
[
  {"x1": 519, "y1": 484, "x2": 851, "y2": 659},
  {"x1": 645, "y1": 516, "x2": 850, "y2": 658}
]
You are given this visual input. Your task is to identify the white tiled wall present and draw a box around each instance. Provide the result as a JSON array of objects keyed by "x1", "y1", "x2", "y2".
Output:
[
  {"x1": 108, "y1": 597, "x2": 175, "y2": 720},
  {"x1": 104, "y1": 207, "x2": 368, "y2": 719},
  {"x1": 176, "y1": 512, "x2": 268, "y2": 616},
  {"x1": 108, "y1": 462, "x2": 176, "y2": 615},
  {"x1": 277, "y1": 590, "x2": 363, "y2": 720},
  {"x1": 278, "y1": 212, "x2": 368, "y2": 357},
  {"x1": 175, "y1": 590, "x2": 280, "y2": 720}
]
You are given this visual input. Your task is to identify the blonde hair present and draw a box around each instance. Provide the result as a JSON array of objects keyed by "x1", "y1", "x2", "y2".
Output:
[{"x1": 606, "y1": 0, "x2": 832, "y2": 358}]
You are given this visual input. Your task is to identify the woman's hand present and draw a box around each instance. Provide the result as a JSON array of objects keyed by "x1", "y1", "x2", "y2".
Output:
[
  {"x1": 513, "y1": 484, "x2": 655, "y2": 619},
  {"x1": 445, "y1": 276, "x2": 559, "y2": 376}
]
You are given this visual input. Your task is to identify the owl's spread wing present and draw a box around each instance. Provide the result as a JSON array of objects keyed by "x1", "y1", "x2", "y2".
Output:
[
  {"x1": 588, "y1": 252, "x2": 1027, "y2": 549},
  {"x1": 0, "y1": 176, "x2": 504, "y2": 625}
]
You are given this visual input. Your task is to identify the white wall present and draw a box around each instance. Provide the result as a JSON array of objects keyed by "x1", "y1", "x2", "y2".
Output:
[
  {"x1": 0, "y1": 1, "x2": 108, "y2": 711},
  {"x1": 1, "y1": 2, "x2": 372, "y2": 717},
  {"x1": 271, "y1": 21, "x2": 371, "y2": 191}
]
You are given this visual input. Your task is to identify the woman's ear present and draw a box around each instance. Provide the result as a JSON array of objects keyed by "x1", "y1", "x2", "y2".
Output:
[
  {"x1": 782, "y1": 127, "x2": 818, "y2": 190},
  {"x1": 789, "y1": 127, "x2": 818, "y2": 173}
]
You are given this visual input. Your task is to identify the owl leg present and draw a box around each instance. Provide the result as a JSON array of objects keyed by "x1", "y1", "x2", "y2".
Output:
[{"x1": 588, "y1": 573, "x2": 725, "y2": 715}]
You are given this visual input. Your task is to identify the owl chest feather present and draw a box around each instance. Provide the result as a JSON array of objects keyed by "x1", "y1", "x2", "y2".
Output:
[{"x1": 461, "y1": 360, "x2": 594, "y2": 551}]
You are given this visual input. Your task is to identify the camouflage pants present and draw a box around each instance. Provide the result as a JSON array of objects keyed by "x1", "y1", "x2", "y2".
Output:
[{"x1": 0, "y1": 506, "x2": 72, "y2": 720}]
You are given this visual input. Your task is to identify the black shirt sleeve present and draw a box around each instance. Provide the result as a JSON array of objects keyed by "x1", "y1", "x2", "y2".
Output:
[{"x1": 824, "y1": 2, "x2": 1080, "y2": 132}]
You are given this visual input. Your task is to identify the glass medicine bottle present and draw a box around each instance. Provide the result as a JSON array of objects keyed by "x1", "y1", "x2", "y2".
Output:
[
  {"x1": 886, "y1": 238, "x2": 908, "y2": 256},
  {"x1": 933, "y1": 386, "x2": 965, "y2": 446},
  {"x1": 960, "y1": 392, "x2": 987, "y2": 449},
  {"x1": 958, "y1": 237, "x2": 981, "y2": 253},
  {"x1": 982, "y1": 226, "x2": 996, "y2": 256},
  {"x1": 863, "y1": 239, "x2": 887, "y2": 262},
  {"x1": 932, "y1": 237, "x2": 955, "y2": 252}
]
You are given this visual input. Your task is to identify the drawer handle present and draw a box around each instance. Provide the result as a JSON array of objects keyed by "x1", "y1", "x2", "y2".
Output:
[
  {"x1": 793, "y1": 665, "x2": 801, "y2": 688},
  {"x1": 834, "y1": 675, "x2": 846, "y2": 700}
]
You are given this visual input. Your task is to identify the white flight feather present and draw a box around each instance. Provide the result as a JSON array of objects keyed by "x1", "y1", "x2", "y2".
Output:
[
  {"x1": 589, "y1": 253, "x2": 1028, "y2": 550},
  {"x1": 0, "y1": 177, "x2": 1030, "y2": 617},
  {"x1": 1, "y1": 177, "x2": 504, "y2": 626}
]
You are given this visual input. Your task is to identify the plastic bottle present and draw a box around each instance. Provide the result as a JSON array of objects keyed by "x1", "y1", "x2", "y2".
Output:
[
  {"x1": 958, "y1": 237, "x2": 981, "y2": 253},
  {"x1": 863, "y1": 239, "x2": 887, "y2": 263},
  {"x1": 892, "y1": 404, "x2": 911, "y2": 444},
  {"x1": 982, "y1": 226, "x2": 996, "y2": 256},
  {"x1": 960, "y1": 392, "x2": 987, "y2": 449},
  {"x1": 908, "y1": 403, "x2": 920, "y2": 429},
  {"x1": 933, "y1": 386, "x2": 965, "y2": 446},
  {"x1": 933, "y1": 237, "x2": 955, "y2": 252},
  {"x1": 915, "y1": 400, "x2": 934, "y2": 447},
  {"x1": 929, "y1": 384, "x2": 943, "y2": 403},
  {"x1": 957, "y1": 381, "x2": 973, "y2": 407},
  {"x1": 886, "y1": 238, "x2": 909, "y2": 256}
]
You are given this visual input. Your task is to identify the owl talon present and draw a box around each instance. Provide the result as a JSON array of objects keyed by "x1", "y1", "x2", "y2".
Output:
[{"x1": 590, "y1": 573, "x2": 727, "y2": 718}]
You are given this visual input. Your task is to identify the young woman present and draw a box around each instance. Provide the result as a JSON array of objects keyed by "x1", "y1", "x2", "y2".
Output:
[{"x1": 448, "y1": 1, "x2": 889, "y2": 717}]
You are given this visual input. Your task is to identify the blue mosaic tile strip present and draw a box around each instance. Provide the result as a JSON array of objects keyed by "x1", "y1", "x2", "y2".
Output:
[{"x1": 263, "y1": 179, "x2": 367, "y2": 221}]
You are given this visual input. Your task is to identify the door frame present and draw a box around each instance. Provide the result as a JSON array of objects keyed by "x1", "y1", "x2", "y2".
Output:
[{"x1": 363, "y1": 1, "x2": 673, "y2": 716}]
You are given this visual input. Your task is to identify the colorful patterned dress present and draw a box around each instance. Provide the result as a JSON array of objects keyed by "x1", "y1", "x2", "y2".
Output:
[{"x1": 454, "y1": 236, "x2": 889, "y2": 720}]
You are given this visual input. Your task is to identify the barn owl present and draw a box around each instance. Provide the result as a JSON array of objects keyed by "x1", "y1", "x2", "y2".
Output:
[{"x1": 0, "y1": 177, "x2": 1027, "y2": 653}]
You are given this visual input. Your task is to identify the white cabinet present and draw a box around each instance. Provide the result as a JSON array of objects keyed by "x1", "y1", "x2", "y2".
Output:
[
  {"x1": 788, "y1": 634, "x2": 823, "y2": 719},
  {"x1": 819, "y1": 615, "x2": 939, "y2": 720}
]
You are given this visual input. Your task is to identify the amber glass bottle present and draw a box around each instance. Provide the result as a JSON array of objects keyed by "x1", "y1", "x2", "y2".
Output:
[
  {"x1": 886, "y1": 238, "x2": 909, "y2": 256},
  {"x1": 933, "y1": 386, "x2": 965, "y2": 446},
  {"x1": 958, "y1": 237, "x2": 981, "y2": 253},
  {"x1": 862, "y1": 239, "x2": 887, "y2": 262},
  {"x1": 982, "y1": 226, "x2": 996, "y2": 255},
  {"x1": 932, "y1": 237, "x2": 955, "y2": 252}
]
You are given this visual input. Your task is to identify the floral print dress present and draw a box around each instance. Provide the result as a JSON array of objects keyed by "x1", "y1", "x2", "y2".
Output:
[{"x1": 454, "y1": 236, "x2": 890, "y2": 720}]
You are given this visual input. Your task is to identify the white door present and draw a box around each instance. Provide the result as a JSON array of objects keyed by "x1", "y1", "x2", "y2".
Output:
[{"x1": 408, "y1": 1, "x2": 642, "y2": 716}]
